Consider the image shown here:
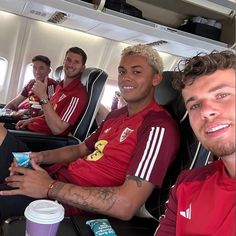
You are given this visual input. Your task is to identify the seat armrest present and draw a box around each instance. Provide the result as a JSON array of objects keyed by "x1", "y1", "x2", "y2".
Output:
[
  {"x1": 71, "y1": 215, "x2": 158, "y2": 236},
  {"x1": 8, "y1": 129, "x2": 79, "y2": 151},
  {"x1": 2, "y1": 216, "x2": 77, "y2": 236}
]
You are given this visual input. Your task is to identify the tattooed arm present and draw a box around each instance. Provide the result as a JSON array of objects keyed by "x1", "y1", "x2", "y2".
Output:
[
  {"x1": 2, "y1": 163, "x2": 154, "y2": 220},
  {"x1": 29, "y1": 142, "x2": 91, "y2": 165},
  {"x1": 49, "y1": 175, "x2": 154, "y2": 220}
]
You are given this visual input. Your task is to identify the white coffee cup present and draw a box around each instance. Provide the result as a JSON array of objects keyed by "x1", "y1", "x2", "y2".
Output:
[{"x1": 24, "y1": 200, "x2": 65, "y2": 236}]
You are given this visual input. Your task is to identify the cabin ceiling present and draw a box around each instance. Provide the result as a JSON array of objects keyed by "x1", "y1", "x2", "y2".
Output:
[{"x1": 0, "y1": 0, "x2": 235, "y2": 57}]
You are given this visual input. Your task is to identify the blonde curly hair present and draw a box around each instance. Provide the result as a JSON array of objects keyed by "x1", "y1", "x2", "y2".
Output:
[{"x1": 121, "y1": 44, "x2": 164, "y2": 74}]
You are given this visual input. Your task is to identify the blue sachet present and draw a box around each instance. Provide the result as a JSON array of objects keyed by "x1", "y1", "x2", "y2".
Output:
[
  {"x1": 12, "y1": 152, "x2": 31, "y2": 168},
  {"x1": 86, "y1": 219, "x2": 117, "y2": 236}
]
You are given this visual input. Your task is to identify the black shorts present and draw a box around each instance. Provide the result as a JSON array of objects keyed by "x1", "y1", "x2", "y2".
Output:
[
  {"x1": 0, "y1": 132, "x2": 34, "y2": 222},
  {"x1": 0, "y1": 131, "x2": 30, "y2": 182}
]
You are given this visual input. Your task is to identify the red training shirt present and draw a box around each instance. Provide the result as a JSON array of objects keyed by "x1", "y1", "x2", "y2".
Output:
[
  {"x1": 156, "y1": 160, "x2": 236, "y2": 236},
  {"x1": 46, "y1": 100, "x2": 180, "y2": 215},
  {"x1": 27, "y1": 78, "x2": 88, "y2": 135}
]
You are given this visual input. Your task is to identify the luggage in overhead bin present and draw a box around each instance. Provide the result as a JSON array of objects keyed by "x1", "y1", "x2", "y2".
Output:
[
  {"x1": 81, "y1": 0, "x2": 93, "y2": 3},
  {"x1": 105, "y1": 0, "x2": 143, "y2": 18}
]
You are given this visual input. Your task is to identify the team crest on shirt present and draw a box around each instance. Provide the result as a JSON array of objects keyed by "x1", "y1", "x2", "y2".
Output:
[
  {"x1": 120, "y1": 127, "x2": 133, "y2": 142},
  {"x1": 59, "y1": 94, "x2": 66, "y2": 102}
]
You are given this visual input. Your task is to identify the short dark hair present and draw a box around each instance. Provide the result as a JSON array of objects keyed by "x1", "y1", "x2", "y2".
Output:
[
  {"x1": 32, "y1": 55, "x2": 51, "y2": 67},
  {"x1": 173, "y1": 50, "x2": 236, "y2": 90},
  {"x1": 66, "y1": 47, "x2": 87, "y2": 65}
]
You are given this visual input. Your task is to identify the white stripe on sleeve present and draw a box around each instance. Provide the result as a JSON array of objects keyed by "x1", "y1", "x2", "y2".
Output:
[
  {"x1": 135, "y1": 127, "x2": 165, "y2": 181},
  {"x1": 62, "y1": 97, "x2": 79, "y2": 122}
]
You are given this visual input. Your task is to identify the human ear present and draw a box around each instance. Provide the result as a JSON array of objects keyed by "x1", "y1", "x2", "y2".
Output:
[{"x1": 152, "y1": 74, "x2": 162, "y2": 86}]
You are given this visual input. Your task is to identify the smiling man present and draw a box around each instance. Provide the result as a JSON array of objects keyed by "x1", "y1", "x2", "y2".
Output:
[
  {"x1": 15, "y1": 47, "x2": 88, "y2": 135},
  {"x1": 4, "y1": 55, "x2": 58, "y2": 112},
  {"x1": 0, "y1": 44, "x2": 179, "y2": 222},
  {"x1": 155, "y1": 50, "x2": 236, "y2": 236}
]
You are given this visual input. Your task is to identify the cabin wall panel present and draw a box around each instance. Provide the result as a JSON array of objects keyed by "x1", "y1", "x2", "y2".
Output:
[{"x1": 0, "y1": 11, "x2": 28, "y2": 103}]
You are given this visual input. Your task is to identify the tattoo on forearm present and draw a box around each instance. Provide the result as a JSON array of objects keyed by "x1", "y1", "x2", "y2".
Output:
[
  {"x1": 126, "y1": 175, "x2": 143, "y2": 187},
  {"x1": 49, "y1": 182, "x2": 117, "y2": 213}
]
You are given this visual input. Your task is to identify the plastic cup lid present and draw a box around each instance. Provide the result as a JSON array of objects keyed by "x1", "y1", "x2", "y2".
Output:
[{"x1": 24, "y1": 200, "x2": 65, "y2": 224}]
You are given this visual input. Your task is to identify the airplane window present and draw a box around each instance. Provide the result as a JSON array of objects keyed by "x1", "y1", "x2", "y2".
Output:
[
  {"x1": 23, "y1": 63, "x2": 54, "y2": 86},
  {"x1": 101, "y1": 84, "x2": 119, "y2": 110},
  {"x1": 0, "y1": 57, "x2": 8, "y2": 89}
]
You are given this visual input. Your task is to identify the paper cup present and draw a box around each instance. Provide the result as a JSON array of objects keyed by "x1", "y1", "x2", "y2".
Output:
[{"x1": 24, "y1": 200, "x2": 65, "y2": 236}]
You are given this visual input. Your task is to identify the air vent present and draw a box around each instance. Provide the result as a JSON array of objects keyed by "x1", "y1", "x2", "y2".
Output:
[
  {"x1": 147, "y1": 40, "x2": 168, "y2": 46},
  {"x1": 47, "y1": 11, "x2": 68, "y2": 24}
]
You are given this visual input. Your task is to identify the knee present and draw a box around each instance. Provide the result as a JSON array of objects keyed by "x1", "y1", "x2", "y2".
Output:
[{"x1": 0, "y1": 125, "x2": 7, "y2": 145}]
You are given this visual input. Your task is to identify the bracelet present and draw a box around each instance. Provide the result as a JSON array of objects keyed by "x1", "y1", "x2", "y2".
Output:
[{"x1": 47, "y1": 180, "x2": 58, "y2": 199}]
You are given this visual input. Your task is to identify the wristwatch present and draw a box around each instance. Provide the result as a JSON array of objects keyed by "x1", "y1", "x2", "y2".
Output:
[{"x1": 39, "y1": 98, "x2": 49, "y2": 105}]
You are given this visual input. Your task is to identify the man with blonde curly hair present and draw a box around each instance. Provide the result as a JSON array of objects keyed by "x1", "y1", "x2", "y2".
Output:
[{"x1": 0, "y1": 44, "x2": 179, "y2": 222}]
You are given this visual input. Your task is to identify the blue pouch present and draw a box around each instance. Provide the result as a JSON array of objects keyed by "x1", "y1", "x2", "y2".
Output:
[
  {"x1": 12, "y1": 152, "x2": 31, "y2": 168},
  {"x1": 86, "y1": 219, "x2": 117, "y2": 236}
]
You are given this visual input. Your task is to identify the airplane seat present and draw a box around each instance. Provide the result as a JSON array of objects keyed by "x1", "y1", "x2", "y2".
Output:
[
  {"x1": 53, "y1": 65, "x2": 64, "y2": 82},
  {"x1": 71, "y1": 67, "x2": 108, "y2": 142},
  {"x1": 8, "y1": 67, "x2": 108, "y2": 151},
  {"x1": 143, "y1": 71, "x2": 212, "y2": 222}
]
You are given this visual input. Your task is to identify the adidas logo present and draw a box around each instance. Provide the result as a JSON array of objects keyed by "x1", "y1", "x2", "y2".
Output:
[{"x1": 180, "y1": 204, "x2": 192, "y2": 220}]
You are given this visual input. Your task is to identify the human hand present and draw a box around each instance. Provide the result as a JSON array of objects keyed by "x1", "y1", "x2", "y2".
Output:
[
  {"x1": 29, "y1": 151, "x2": 44, "y2": 165},
  {"x1": 10, "y1": 152, "x2": 42, "y2": 177},
  {"x1": 15, "y1": 118, "x2": 32, "y2": 130},
  {"x1": 32, "y1": 79, "x2": 48, "y2": 99},
  {"x1": 0, "y1": 159, "x2": 54, "y2": 198},
  {"x1": 9, "y1": 158, "x2": 19, "y2": 176}
]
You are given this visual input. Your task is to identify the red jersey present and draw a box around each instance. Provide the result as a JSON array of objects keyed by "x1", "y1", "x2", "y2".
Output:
[
  {"x1": 155, "y1": 160, "x2": 236, "y2": 236},
  {"x1": 18, "y1": 78, "x2": 58, "y2": 110},
  {"x1": 27, "y1": 78, "x2": 88, "y2": 135},
  {"x1": 46, "y1": 100, "x2": 180, "y2": 215}
]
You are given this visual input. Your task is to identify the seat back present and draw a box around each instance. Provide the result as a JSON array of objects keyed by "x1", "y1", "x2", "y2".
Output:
[
  {"x1": 143, "y1": 71, "x2": 212, "y2": 220},
  {"x1": 72, "y1": 67, "x2": 108, "y2": 141},
  {"x1": 53, "y1": 65, "x2": 64, "y2": 82}
]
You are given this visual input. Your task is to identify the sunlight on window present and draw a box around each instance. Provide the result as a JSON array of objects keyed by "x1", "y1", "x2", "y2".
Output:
[
  {"x1": 0, "y1": 57, "x2": 8, "y2": 88},
  {"x1": 101, "y1": 84, "x2": 119, "y2": 110},
  {"x1": 23, "y1": 63, "x2": 34, "y2": 86},
  {"x1": 23, "y1": 63, "x2": 54, "y2": 86}
]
